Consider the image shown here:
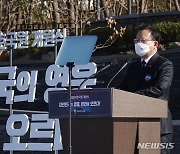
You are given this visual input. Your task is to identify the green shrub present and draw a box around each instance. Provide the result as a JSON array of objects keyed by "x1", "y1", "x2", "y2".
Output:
[{"x1": 153, "y1": 22, "x2": 180, "y2": 42}]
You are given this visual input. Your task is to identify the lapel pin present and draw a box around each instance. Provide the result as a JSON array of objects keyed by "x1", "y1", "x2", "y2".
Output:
[{"x1": 145, "y1": 75, "x2": 151, "y2": 81}]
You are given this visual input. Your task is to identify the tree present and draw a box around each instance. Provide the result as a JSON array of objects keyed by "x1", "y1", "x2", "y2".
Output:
[
  {"x1": 66, "y1": 0, "x2": 76, "y2": 28},
  {"x1": 174, "y1": 0, "x2": 180, "y2": 11},
  {"x1": 0, "y1": 0, "x2": 179, "y2": 60},
  {"x1": 52, "y1": 0, "x2": 60, "y2": 24}
]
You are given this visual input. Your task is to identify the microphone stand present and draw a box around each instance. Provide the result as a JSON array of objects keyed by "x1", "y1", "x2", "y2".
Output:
[
  {"x1": 79, "y1": 64, "x2": 111, "y2": 89},
  {"x1": 66, "y1": 62, "x2": 75, "y2": 154},
  {"x1": 79, "y1": 60, "x2": 118, "y2": 89},
  {"x1": 107, "y1": 61, "x2": 130, "y2": 88}
]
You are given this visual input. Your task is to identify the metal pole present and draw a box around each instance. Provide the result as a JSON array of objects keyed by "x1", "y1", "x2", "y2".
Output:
[
  {"x1": 54, "y1": 34, "x2": 58, "y2": 154},
  {"x1": 55, "y1": 41, "x2": 58, "y2": 60},
  {"x1": 66, "y1": 62, "x2": 74, "y2": 154},
  {"x1": 128, "y1": 0, "x2": 131, "y2": 15},
  {"x1": 9, "y1": 48, "x2": 13, "y2": 154},
  {"x1": 69, "y1": 66, "x2": 72, "y2": 154},
  {"x1": 170, "y1": 0, "x2": 172, "y2": 11},
  {"x1": 97, "y1": 0, "x2": 100, "y2": 20},
  {"x1": 75, "y1": 4, "x2": 78, "y2": 36},
  {"x1": 10, "y1": 48, "x2": 13, "y2": 115}
]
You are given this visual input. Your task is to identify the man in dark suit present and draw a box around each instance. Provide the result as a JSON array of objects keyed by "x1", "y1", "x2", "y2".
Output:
[{"x1": 120, "y1": 26, "x2": 173, "y2": 154}]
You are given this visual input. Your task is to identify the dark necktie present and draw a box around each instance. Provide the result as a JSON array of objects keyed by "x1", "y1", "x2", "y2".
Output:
[
  {"x1": 137, "y1": 60, "x2": 147, "y2": 89},
  {"x1": 141, "y1": 60, "x2": 146, "y2": 68}
]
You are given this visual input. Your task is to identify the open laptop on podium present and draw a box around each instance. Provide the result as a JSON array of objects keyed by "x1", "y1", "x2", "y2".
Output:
[{"x1": 53, "y1": 35, "x2": 97, "y2": 154}]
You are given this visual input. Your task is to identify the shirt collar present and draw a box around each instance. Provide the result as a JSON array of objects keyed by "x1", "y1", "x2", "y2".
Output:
[{"x1": 141, "y1": 52, "x2": 156, "y2": 64}]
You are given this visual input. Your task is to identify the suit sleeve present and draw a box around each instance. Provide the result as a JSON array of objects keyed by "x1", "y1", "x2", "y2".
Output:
[{"x1": 136, "y1": 60, "x2": 173, "y2": 98}]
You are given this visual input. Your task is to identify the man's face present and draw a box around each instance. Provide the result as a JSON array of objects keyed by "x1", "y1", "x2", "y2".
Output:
[{"x1": 135, "y1": 29, "x2": 158, "y2": 52}]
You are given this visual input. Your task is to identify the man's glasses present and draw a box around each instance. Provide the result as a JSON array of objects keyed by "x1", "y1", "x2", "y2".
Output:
[{"x1": 133, "y1": 39, "x2": 153, "y2": 44}]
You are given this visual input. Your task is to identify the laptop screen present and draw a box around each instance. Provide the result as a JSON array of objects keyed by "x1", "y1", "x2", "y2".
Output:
[{"x1": 55, "y1": 35, "x2": 97, "y2": 66}]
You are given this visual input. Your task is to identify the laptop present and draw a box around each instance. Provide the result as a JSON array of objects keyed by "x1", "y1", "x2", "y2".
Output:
[{"x1": 55, "y1": 35, "x2": 97, "y2": 66}]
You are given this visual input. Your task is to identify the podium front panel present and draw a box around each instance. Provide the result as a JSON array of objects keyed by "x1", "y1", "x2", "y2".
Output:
[{"x1": 48, "y1": 88, "x2": 112, "y2": 118}]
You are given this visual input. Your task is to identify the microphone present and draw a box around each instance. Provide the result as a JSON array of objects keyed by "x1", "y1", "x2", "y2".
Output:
[
  {"x1": 107, "y1": 59, "x2": 132, "y2": 88},
  {"x1": 79, "y1": 59, "x2": 118, "y2": 89}
]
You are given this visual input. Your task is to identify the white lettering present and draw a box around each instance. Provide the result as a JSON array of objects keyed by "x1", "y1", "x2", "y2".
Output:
[
  {"x1": 0, "y1": 29, "x2": 66, "y2": 49},
  {"x1": 137, "y1": 142, "x2": 175, "y2": 149},
  {"x1": 3, "y1": 114, "x2": 63, "y2": 151}
]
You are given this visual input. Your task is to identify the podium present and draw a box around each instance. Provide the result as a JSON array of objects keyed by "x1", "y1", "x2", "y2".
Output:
[{"x1": 48, "y1": 88, "x2": 167, "y2": 154}]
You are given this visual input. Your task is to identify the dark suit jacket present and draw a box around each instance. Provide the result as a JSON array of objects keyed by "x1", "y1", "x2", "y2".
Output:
[{"x1": 120, "y1": 53, "x2": 173, "y2": 134}]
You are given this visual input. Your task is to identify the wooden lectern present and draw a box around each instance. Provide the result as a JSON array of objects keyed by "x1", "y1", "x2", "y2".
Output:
[{"x1": 48, "y1": 88, "x2": 167, "y2": 154}]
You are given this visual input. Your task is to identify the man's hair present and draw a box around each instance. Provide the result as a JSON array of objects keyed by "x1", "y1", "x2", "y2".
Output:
[{"x1": 138, "y1": 25, "x2": 161, "y2": 42}]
